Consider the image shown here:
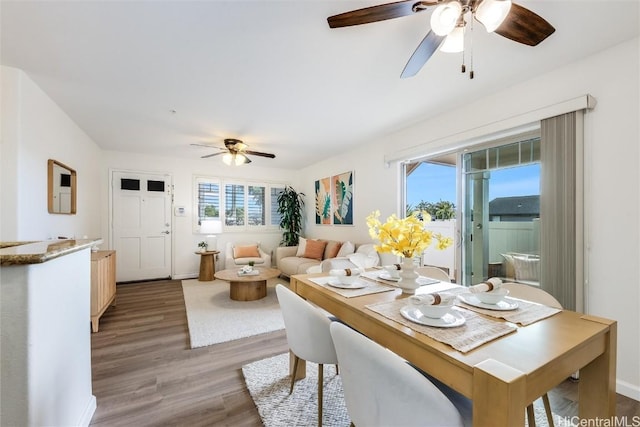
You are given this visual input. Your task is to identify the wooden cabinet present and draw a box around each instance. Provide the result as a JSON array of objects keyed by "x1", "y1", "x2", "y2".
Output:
[{"x1": 91, "y1": 250, "x2": 116, "y2": 332}]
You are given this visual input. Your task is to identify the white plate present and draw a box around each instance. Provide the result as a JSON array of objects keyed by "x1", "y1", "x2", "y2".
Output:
[
  {"x1": 378, "y1": 272, "x2": 400, "y2": 282},
  {"x1": 458, "y1": 293, "x2": 519, "y2": 311},
  {"x1": 327, "y1": 278, "x2": 368, "y2": 289},
  {"x1": 400, "y1": 306, "x2": 466, "y2": 328}
]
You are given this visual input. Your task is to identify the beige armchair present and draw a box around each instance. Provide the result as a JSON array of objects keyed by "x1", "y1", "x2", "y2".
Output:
[{"x1": 224, "y1": 242, "x2": 271, "y2": 269}]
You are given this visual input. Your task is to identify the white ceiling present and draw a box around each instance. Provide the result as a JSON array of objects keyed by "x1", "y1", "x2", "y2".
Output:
[{"x1": 2, "y1": 1, "x2": 638, "y2": 169}]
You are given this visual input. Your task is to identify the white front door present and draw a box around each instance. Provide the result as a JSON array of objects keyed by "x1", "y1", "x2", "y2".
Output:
[{"x1": 111, "y1": 171, "x2": 172, "y2": 282}]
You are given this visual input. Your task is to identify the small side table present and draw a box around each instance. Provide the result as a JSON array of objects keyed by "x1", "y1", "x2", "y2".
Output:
[{"x1": 195, "y1": 250, "x2": 220, "y2": 281}]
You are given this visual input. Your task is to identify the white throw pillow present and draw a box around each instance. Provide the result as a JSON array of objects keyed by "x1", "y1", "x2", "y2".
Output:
[
  {"x1": 354, "y1": 244, "x2": 380, "y2": 267},
  {"x1": 295, "y1": 237, "x2": 307, "y2": 257},
  {"x1": 336, "y1": 241, "x2": 355, "y2": 257}
]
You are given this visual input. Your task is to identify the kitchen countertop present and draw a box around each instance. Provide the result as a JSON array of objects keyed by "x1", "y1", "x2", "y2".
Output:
[{"x1": 0, "y1": 239, "x2": 102, "y2": 266}]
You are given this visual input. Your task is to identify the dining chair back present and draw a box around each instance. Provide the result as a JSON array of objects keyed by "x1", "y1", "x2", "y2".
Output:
[
  {"x1": 502, "y1": 282, "x2": 560, "y2": 426},
  {"x1": 416, "y1": 266, "x2": 451, "y2": 282},
  {"x1": 275, "y1": 284, "x2": 338, "y2": 427},
  {"x1": 502, "y1": 282, "x2": 562, "y2": 309},
  {"x1": 330, "y1": 322, "x2": 465, "y2": 427}
]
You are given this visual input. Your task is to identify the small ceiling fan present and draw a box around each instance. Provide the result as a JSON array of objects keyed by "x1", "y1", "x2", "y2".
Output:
[
  {"x1": 192, "y1": 138, "x2": 276, "y2": 165},
  {"x1": 327, "y1": 0, "x2": 555, "y2": 78}
]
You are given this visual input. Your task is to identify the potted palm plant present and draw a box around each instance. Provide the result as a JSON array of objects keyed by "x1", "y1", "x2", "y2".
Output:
[{"x1": 277, "y1": 186, "x2": 305, "y2": 246}]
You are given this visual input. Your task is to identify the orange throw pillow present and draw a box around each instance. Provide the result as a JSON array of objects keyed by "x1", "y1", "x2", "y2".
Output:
[
  {"x1": 233, "y1": 245, "x2": 260, "y2": 258},
  {"x1": 324, "y1": 241, "x2": 342, "y2": 259},
  {"x1": 303, "y1": 239, "x2": 328, "y2": 261}
]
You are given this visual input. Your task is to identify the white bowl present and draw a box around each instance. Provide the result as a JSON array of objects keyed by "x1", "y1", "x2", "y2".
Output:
[
  {"x1": 383, "y1": 266, "x2": 400, "y2": 278},
  {"x1": 415, "y1": 303, "x2": 453, "y2": 319},
  {"x1": 475, "y1": 288, "x2": 509, "y2": 304},
  {"x1": 338, "y1": 274, "x2": 361, "y2": 285}
]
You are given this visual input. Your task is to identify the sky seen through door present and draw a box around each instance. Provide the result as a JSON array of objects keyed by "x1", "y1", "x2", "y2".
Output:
[{"x1": 407, "y1": 163, "x2": 541, "y2": 208}]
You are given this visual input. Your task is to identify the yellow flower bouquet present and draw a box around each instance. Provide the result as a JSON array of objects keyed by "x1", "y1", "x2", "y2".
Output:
[{"x1": 366, "y1": 210, "x2": 453, "y2": 258}]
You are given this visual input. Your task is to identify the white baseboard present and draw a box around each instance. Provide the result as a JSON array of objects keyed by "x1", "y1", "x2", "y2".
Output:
[
  {"x1": 172, "y1": 273, "x2": 199, "y2": 280},
  {"x1": 78, "y1": 394, "x2": 96, "y2": 426},
  {"x1": 617, "y1": 379, "x2": 640, "y2": 401}
]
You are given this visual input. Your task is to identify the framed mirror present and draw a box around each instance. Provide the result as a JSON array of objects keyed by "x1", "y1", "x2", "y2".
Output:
[{"x1": 48, "y1": 159, "x2": 77, "y2": 214}]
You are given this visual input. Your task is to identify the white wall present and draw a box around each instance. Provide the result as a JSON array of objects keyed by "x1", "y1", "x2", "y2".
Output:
[
  {"x1": 0, "y1": 66, "x2": 102, "y2": 241},
  {"x1": 297, "y1": 142, "x2": 399, "y2": 243},
  {"x1": 299, "y1": 37, "x2": 639, "y2": 399},
  {"x1": 100, "y1": 151, "x2": 298, "y2": 278}
]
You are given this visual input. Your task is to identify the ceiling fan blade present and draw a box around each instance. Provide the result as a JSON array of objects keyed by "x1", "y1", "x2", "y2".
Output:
[
  {"x1": 201, "y1": 152, "x2": 224, "y2": 159},
  {"x1": 245, "y1": 150, "x2": 276, "y2": 159},
  {"x1": 327, "y1": 0, "x2": 433, "y2": 28},
  {"x1": 400, "y1": 30, "x2": 445, "y2": 78},
  {"x1": 191, "y1": 143, "x2": 220, "y2": 149},
  {"x1": 494, "y1": 3, "x2": 555, "y2": 46}
]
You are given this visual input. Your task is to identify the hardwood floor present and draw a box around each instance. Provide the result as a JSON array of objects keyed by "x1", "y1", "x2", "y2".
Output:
[
  {"x1": 90, "y1": 279, "x2": 287, "y2": 426},
  {"x1": 90, "y1": 279, "x2": 639, "y2": 426}
]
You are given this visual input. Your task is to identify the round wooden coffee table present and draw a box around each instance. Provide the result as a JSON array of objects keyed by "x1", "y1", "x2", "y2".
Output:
[{"x1": 214, "y1": 267, "x2": 281, "y2": 301}]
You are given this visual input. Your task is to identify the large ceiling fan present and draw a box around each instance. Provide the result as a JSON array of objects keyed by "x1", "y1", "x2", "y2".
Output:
[
  {"x1": 327, "y1": 0, "x2": 555, "y2": 78},
  {"x1": 192, "y1": 138, "x2": 276, "y2": 166}
]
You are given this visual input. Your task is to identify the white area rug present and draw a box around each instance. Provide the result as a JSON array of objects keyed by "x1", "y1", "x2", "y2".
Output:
[
  {"x1": 243, "y1": 353, "x2": 571, "y2": 427},
  {"x1": 181, "y1": 279, "x2": 285, "y2": 349}
]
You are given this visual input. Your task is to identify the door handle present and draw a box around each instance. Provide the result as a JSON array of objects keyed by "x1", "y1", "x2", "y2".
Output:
[{"x1": 161, "y1": 230, "x2": 170, "y2": 235}]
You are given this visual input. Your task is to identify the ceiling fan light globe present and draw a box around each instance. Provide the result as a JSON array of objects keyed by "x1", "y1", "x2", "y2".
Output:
[
  {"x1": 222, "y1": 153, "x2": 233, "y2": 165},
  {"x1": 430, "y1": 1, "x2": 462, "y2": 36},
  {"x1": 440, "y1": 26, "x2": 465, "y2": 53},
  {"x1": 475, "y1": 0, "x2": 512, "y2": 33},
  {"x1": 234, "y1": 154, "x2": 249, "y2": 165}
]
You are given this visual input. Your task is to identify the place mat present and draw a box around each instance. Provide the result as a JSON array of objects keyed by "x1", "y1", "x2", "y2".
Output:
[
  {"x1": 457, "y1": 297, "x2": 562, "y2": 326},
  {"x1": 361, "y1": 270, "x2": 440, "y2": 287},
  {"x1": 308, "y1": 276, "x2": 396, "y2": 298},
  {"x1": 366, "y1": 299, "x2": 517, "y2": 353}
]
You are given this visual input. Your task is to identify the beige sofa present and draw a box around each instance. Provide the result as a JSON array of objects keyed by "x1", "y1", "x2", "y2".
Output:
[{"x1": 275, "y1": 239, "x2": 379, "y2": 277}]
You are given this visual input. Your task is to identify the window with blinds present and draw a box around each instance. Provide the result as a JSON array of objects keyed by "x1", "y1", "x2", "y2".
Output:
[
  {"x1": 270, "y1": 186, "x2": 284, "y2": 226},
  {"x1": 196, "y1": 180, "x2": 220, "y2": 226},
  {"x1": 194, "y1": 176, "x2": 286, "y2": 232},
  {"x1": 225, "y1": 183, "x2": 245, "y2": 226}
]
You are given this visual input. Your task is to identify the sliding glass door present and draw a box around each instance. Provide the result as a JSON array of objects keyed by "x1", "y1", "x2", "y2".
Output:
[{"x1": 461, "y1": 139, "x2": 541, "y2": 286}]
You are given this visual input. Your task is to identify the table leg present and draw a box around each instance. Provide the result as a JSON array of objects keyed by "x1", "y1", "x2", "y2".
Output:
[
  {"x1": 473, "y1": 359, "x2": 527, "y2": 427},
  {"x1": 578, "y1": 316, "x2": 617, "y2": 421},
  {"x1": 229, "y1": 280, "x2": 267, "y2": 301},
  {"x1": 199, "y1": 253, "x2": 214, "y2": 281}
]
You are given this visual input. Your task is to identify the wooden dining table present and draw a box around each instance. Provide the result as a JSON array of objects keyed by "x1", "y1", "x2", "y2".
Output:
[{"x1": 289, "y1": 272, "x2": 617, "y2": 427}]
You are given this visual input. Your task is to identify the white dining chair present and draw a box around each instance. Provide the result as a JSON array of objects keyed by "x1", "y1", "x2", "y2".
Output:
[
  {"x1": 502, "y1": 282, "x2": 561, "y2": 427},
  {"x1": 416, "y1": 266, "x2": 451, "y2": 282},
  {"x1": 330, "y1": 321, "x2": 469, "y2": 427},
  {"x1": 275, "y1": 284, "x2": 338, "y2": 427}
]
